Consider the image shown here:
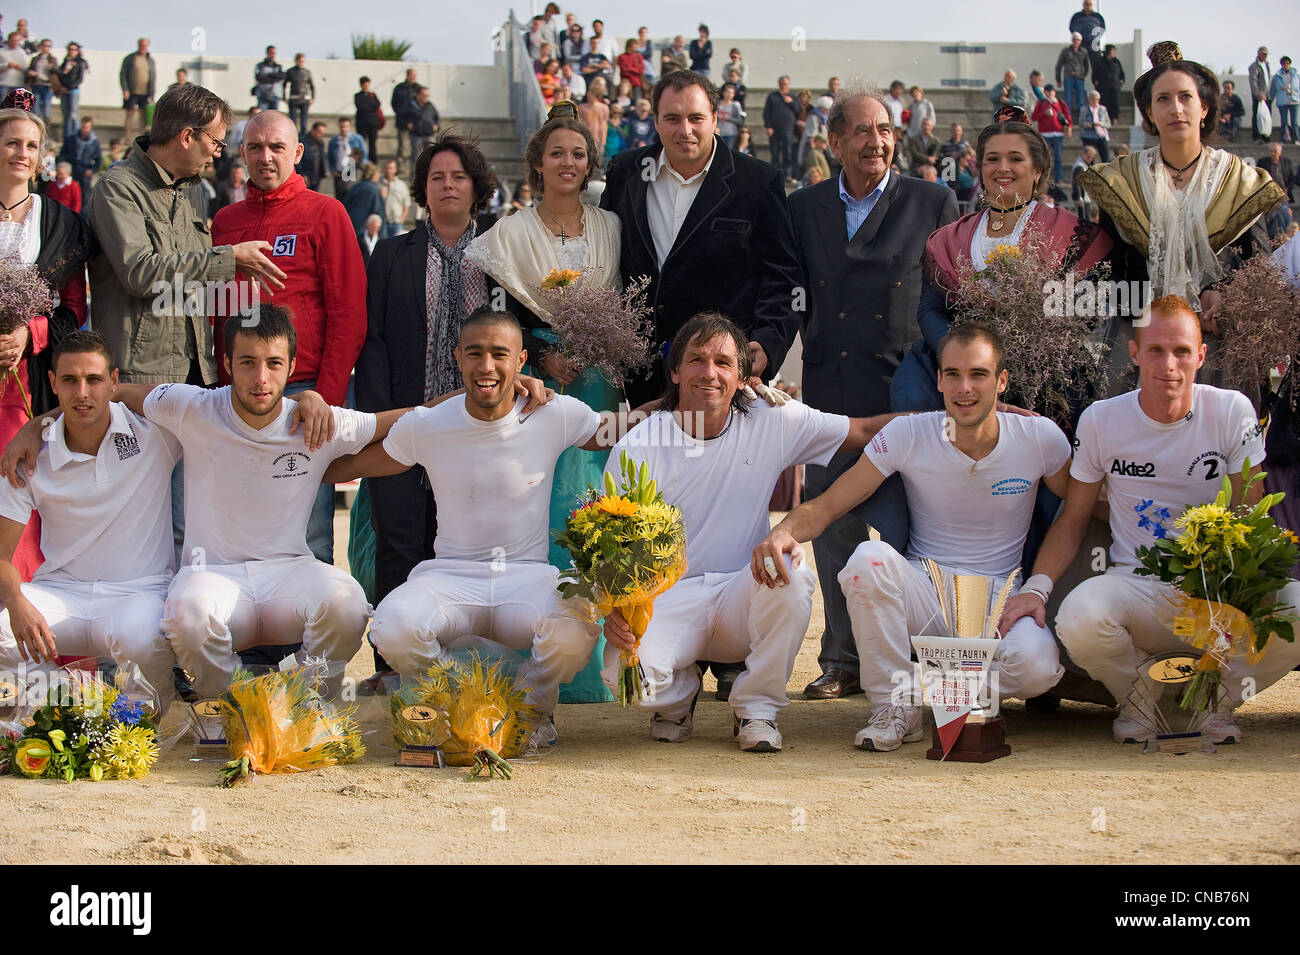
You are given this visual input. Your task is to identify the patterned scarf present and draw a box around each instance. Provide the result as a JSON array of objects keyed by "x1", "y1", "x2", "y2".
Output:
[{"x1": 424, "y1": 218, "x2": 487, "y2": 401}]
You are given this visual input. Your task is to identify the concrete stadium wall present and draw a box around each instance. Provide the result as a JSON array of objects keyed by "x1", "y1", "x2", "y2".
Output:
[
  {"x1": 75, "y1": 49, "x2": 508, "y2": 117},
  {"x1": 678, "y1": 34, "x2": 1145, "y2": 94}
]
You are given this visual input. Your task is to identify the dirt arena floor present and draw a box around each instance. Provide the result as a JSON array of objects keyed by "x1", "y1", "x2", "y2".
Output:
[{"x1": 2, "y1": 512, "x2": 1298, "y2": 866}]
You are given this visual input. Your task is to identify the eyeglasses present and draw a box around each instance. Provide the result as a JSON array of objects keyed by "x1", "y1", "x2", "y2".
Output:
[
  {"x1": 994, "y1": 106, "x2": 1030, "y2": 123},
  {"x1": 192, "y1": 127, "x2": 227, "y2": 153}
]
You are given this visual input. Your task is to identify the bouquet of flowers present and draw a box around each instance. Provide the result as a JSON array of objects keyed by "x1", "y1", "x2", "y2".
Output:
[
  {"x1": 1134, "y1": 461, "x2": 1299, "y2": 712},
  {"x1": 218, "y1": 667, "x2": 364, "y2": 787},
  {"x1": 553, "y1": 451, "x2": 687, "y2": 705},
  {"x1": 0, "y1": 254, "x2": 54, "y2": 420},
  {"x1": 1213, "y1": 249, "x2": 1300, "y2": 409},
  {"x1": 1, "y1": 670, "x2": 159, "y2": 782},
  {"x1": 950, "y1": 230, "x2": 1111, "y2": 424},
  {"x1": 536, "y1": 267, "x2": 653, "y2": 388},
  {"x1": 391, "y1": 653, "x2": 534, "y2": 780}
]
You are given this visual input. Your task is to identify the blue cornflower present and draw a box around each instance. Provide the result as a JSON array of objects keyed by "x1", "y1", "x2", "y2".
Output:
[
  {"x1": 109, "y1": 697, "x2": 145, "y2": 726},
  {"x1": 1134, "y1": 499, "x2": 1153, "y2": 514}
]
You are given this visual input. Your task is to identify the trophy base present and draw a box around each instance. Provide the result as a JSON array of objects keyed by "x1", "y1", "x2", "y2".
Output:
[
  {"x1": 193, "y1": 739, "x2": 229, "y2": 758},
  {"x1": 395, "y1": 745, "x2": 446, "y2": 768},
  {"x1": 926, "y1": 717, "x2": 1011, "y2": 763},
  {"x1": 1143, "y1": 732, "x2": 1215, "y2": 755}
]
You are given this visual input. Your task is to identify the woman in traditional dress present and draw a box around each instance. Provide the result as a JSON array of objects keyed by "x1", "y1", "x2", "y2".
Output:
[
  {"x1": 0, "y1": 90, "x2": 91, "y2": 580},
  {"x1": 892, "y1": 120, "x2": 1112, "y2": 417},
  {"x1": 1077, "y1": 41, "x2": 1286, "y2": 391},
  {"x1": 465, "y1": 101, "x2": 622, "y2": 701}
]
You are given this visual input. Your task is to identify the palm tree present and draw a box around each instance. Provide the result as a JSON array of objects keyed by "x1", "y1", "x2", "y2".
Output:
[{"x1": 351, "y1": 34, "x2": 412, "y2": 61}]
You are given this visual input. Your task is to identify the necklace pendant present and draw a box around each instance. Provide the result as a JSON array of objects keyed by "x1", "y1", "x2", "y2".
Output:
[{"x1": 0, "y1": 212, "x2": 9, "y2": 222}]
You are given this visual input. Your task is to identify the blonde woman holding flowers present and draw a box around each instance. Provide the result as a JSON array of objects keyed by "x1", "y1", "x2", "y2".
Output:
[{"x1": 466, "y1": 101, "x2": 623, "y2": 700}]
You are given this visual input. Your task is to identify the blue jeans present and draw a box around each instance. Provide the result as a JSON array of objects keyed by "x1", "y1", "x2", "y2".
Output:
[
  {"x1": 288, "y1": 102, "x2": 310, "y2": 137},
  {"x1": 31, "y1": 85, "x2": 52, "y2": 121},
  {"x1": 256, "y1": 93, "x2": 281, "y2": 111},
  {"x1": 60, "y1": 89, "x2": 79, "y2": 141},
  {"x1": 381, "y1": 221, "x2": 402, "y2": 239},
  {"x1": 1063, "y1": 77, "x2": 1085, "y2": 127},
  {"x1": 283, "y1": 378, "x2": 337, "y2": 564},
  {"x1": 1044, "y1": 133, "x2": 1064, "y2": 182},
  {"x1": 1279, "y1": 104, "x2": 1299, "y2": 143}
]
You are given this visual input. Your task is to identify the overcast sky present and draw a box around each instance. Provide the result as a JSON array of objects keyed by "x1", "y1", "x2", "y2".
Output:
[{"x1": 35, "y1": 1, "x2": 1297, "y2": 73}]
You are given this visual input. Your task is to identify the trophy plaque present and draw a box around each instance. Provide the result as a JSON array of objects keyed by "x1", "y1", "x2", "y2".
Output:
[
  {"x1": 394, "y1": 704, "x2": 450, "y2": 768},
  {"x1": 1129, "y1": 652, "x2": 1216, "y2": 755},
  {"x1": 914, "y1": 562, "x2": 1019, "y2": 763}
]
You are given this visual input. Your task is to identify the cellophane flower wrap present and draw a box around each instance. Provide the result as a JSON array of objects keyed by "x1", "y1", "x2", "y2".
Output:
[
  {"x1": 950, "y1": 230, "x2": 1111, "y2": 425},
  {"x1": 391, "y1": 652, "x2": 535, "y2": 779},
  {"x1": 553, "y1": 450, "x2": 687, "y2": 706},
  {"x1": 218, "y1": 667, "x2": 363, "y2": 786},
  {"x1": 1, "y1": 667, "x2": 159, "y2": 782},
  {"x1": 1134, "y1": 460, "x2": 1299, "y2": 712},
  {"x1": 536, "y1": 267, "x2": 653, "y2": 388},
  {"x1": 0, "y1": 254, "x2": 54, "y2": 420}
]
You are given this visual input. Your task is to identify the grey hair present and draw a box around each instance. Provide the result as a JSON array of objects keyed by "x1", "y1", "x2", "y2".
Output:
[{"x1": 826, "y1": 82, "x2": 891, "y2": 137}]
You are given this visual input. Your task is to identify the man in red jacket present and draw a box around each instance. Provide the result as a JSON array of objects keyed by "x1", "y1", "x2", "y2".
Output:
[{"x1": 212, "y1": 109, "x2": 367, "y2": 565}]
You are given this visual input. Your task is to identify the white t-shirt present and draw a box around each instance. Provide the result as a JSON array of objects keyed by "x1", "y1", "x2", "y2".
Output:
[
  {"x1": 866, "y1": 412, "x2": 1072, "y2": 577},
  {"x1": 143, "y1": 385, "x2": 376, "y2": 565},
  {"x1": 1071, "y1": 385, "x2": 1266, "y2": 566},
  {"x1": 0, "y1": 403, "x2": 180, "y2": 585},
  {"x1": 610, "y1": 401, "x2": 849, "y2": 576},
  {"x1": 383, "y1": 395, "x2": 600, "y2": 563}
]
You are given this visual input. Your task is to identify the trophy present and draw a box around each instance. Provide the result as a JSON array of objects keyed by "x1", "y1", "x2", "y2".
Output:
[
  {"x1": 1127, "y1": 651, "x2": 1216, "y2": 755},
  {"x1": 189, "y1": 699, "x2": 228, "y2": 757},
  {"x1": 912, "y1": 561, "x2": 1019, "y2": 763},
  {"x1": 391, "y1": 698, "x2": 452, "y2": 768}
]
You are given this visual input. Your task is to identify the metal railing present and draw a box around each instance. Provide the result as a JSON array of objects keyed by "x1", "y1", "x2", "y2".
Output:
[{"x1": 504, "y1": 11, "x2": 548, "y2": 154}]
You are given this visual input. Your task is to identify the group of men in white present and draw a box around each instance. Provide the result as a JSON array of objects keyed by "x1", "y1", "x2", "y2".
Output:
[{"x1": 1, "y1": 294, "x2": 1298, "y2": 755}]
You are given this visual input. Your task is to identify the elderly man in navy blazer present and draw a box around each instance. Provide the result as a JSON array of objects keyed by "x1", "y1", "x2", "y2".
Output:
[
  {"x1": 788, "y1": 88, "x2": 958, "y2": 699},
  {"x1": 600, "y1": 70, "x2": 803, "y2": 407}
]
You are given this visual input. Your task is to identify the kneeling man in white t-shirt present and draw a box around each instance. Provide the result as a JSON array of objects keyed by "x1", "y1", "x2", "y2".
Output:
[
  {"x1": 1000, "y1": 295, "x2": 1300, "y2": 744},
  {"x1": 603, "y1": 313, "x2": 894, "y2": 753},
  {"x1": 100, "y1": 306, "x2": 390, "y2": 698},
  {"x1": 0, "y1": 331, "x2": 180, "y2": 706},
  {"x1": 755, "y1": 322, "x2": 1070, "y2": 752},
  {"x1": 325, "y1": 309, "x2": 642, "y2": 745}
]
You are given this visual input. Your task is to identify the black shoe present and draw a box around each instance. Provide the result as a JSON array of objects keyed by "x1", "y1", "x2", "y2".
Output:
[
  {"x1": 172, "y1": 664, "x2": 199, "y2": 704},
  {"x1": 803, "y1": 667, "x2": 863, "y2": 699}
]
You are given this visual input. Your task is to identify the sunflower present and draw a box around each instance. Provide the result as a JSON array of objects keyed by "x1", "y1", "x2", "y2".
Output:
[{"x1": 595, "y1": 495, "x2": 638, "y2": 517}]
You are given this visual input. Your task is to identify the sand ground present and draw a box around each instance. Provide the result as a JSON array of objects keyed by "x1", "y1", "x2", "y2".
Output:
[{"x1": 2, "y1": 511, "x2": 1298, "y2": 866}]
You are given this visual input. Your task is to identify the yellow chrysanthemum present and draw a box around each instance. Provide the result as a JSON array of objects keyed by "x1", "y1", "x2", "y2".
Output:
[
  {"x1": 540, "y1": 268, "x2": 583, "y2": 289},
  {"x1": 101, "y1": 724, "x2": 159, "y2": 779},
  {"x1": 595, "y1": 495, "x2": 638, "y2": 517}
]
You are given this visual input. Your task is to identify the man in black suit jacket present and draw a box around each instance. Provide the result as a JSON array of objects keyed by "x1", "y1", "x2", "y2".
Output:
[
  {"x1": 789, "y1": 90, "x2": 958, "y2": 700},
  {"x1": 1258, "y1": 142, "x2": 1296, "y2": 238},
  {"x1": 600, "y1": 71, "x2": 803, "y2": 406}
]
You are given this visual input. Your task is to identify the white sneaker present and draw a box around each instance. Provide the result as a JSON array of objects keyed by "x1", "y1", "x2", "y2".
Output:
[
  {"x1": 855, "y1": 704, "x2": 923, "y2": 752},
  {"x1": 1112, "y1": 701, "x2": 1157, "y2": 744},
  {"x1": 1200, "y1": 707, "x2": 1242, "y2": 744},
  {"x1": 649, "y1": 709, "x2": 693, "y2": 743},
  {"x1": 734, "y1": 716, "x2": 782, "y2": 752},
  {"x1": 528, "y1": 715, "x2": 558, "y2": 750}
]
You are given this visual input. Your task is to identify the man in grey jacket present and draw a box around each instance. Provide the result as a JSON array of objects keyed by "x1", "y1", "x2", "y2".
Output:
[
  {"x1": 1055, "y1": 33, "x2": 1090, "y2": 129},
  {"x1": 1249, "y1": 46, "x2": 1272, "y2": 142},
  {"x1": 88, "y1": 83, "x2": 285, "y2": 388}
]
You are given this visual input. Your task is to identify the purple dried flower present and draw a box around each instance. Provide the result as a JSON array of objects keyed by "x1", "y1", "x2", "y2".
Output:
[
  {"x1": 0, "y1": 254, "x2": 53, "y2": 336},
  {"x1": 949, "y1": 227, "x2": 1111, "y2": 424},
  {"x1": 1214, "y1": 250, "x2": 1300, "y2": 410},
  {"x1": 537, "y1": 270, "x2": 654, "y2": 387}
]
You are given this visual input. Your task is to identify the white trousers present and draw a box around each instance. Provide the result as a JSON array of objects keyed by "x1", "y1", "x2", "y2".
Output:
[
  {"x1": 162, "y1": 558, "x2": 370, "y2": 699},
  {"x1": 839, "y1": 541, "x2": 1065, "y2": 707},
  {"x1": 0, "y1": 576, "x2": 174, "y2": 709},
  {"x1": 368, "y1": 558, "x2": 600, "y2": 716},
  {"x1": 603, "y1": 555, "x2": 816, "y2": 721},
  {"x1": 1056, "y1": 566, "x2": 1300, "y2": 707}
]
